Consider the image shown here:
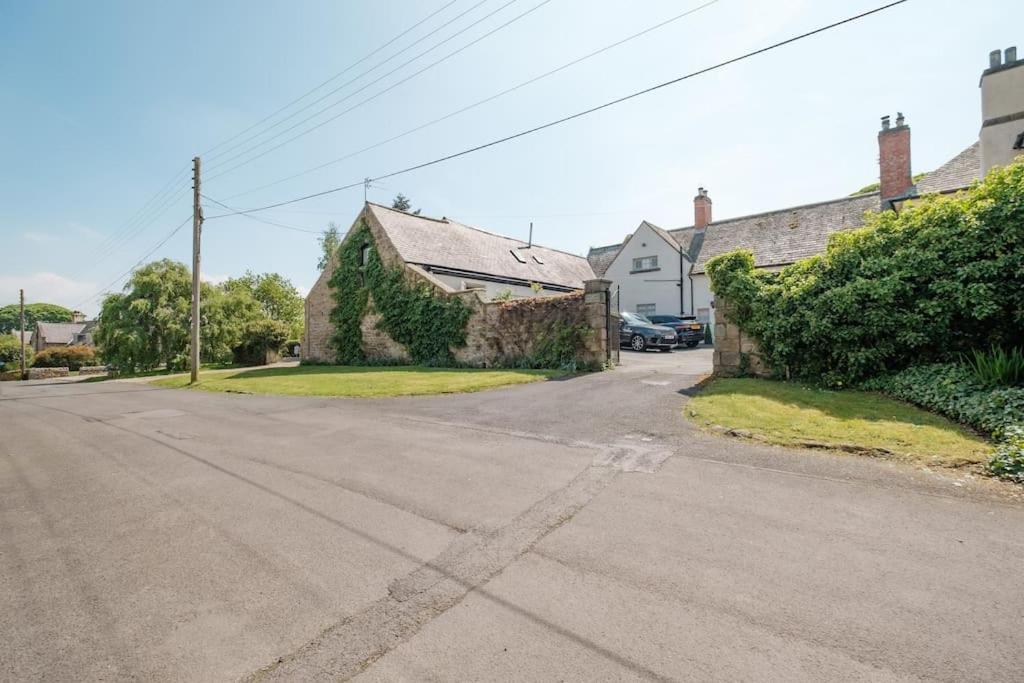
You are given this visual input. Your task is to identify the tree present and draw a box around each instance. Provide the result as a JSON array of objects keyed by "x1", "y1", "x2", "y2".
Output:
[
  {"x1": 94, "y1": 259, "x2": 192, "y2": 372},
  {"x1": 391, "y1": 193, "x2": 420, "y2": 215},
  {"x1": 0, "y1": 303, "x2": 73, "y2": 333},
  {"x1": 318, "y1": 222, "x2": 341, "y2": 271},
  {"x1": 201, "y1": 285, "x2": 262, "y2": 363},
  {"x1": 0, "y1": 335, "x2": 33, "y2": 371},
  {"x1": 224, "y1": 271, "x2": 303, "y2": 338}
]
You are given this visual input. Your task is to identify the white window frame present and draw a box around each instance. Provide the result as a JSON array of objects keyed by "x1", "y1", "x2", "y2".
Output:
[{"x1": 632, "y1": 255, "x2": 658, "y2": 271}]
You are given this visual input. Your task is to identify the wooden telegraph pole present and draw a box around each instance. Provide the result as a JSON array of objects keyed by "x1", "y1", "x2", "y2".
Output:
[
  {"x1": 19, "y1": 289, "x2": 26, "y2": 381},
  {"x1": 190, "y1": 157, "x2": 202, "y2": 384}
]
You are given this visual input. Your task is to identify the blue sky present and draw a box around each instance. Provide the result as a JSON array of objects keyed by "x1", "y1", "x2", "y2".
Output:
[{"x1": 0, "y1": 0, "x2": 1018, "y2": 315}]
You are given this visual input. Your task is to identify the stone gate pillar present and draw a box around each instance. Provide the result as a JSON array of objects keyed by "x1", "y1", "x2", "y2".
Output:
[{"x1": 584, "y1": 279, "x2": 618, "y2": 366}]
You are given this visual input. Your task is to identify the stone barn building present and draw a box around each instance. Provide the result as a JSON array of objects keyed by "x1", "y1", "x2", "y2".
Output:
[{"x1": 304, "y1": 203, "x2": 617, "y2": 368}]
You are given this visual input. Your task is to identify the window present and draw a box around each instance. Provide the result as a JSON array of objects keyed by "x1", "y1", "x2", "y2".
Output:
[
  {"x1": 360, "y1": 244, "x2": 372, "y2": 265},
  {"x1": 509, "y1": 249, "x2": 527, "y2": 263},
  {"x1": 1014, "y1": 131, "x2": 1024, "y2": 150},
  {"x1": 636, "y1": 304, "x2": 656, "y2": 316},
  {"x1": 632, "y1": 256, "x2": 658, "y2": 271},
  {"x1": 697, "y1": 307, "x2": 710, "y2": 323}
]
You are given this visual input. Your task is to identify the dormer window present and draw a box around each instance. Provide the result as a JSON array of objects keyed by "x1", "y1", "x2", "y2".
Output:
[{"x1": 509, "y1": 249, "x2": 527, "y2": 263}]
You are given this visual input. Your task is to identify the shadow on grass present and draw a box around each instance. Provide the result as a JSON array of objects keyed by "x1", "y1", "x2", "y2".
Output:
[{"x1": 693, "y1": 377, "x2": 976, "y2": 430}]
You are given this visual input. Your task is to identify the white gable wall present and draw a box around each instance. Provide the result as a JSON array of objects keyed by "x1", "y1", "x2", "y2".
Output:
[{"x1": 603, "y1": 223, "x2": 686, "y2": 317}]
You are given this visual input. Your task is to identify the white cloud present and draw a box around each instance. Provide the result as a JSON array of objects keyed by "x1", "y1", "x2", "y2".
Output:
[
  {"x1": 201, "y1": 272, "x2": 229, "y2": 285},
  {"x1": 69, "y1": 222, "x2": 103, "y2": 240},
  {"x1": 22, "y1": 231, "x2": 57, "y2": 243},
  {"x1": 0, "y1": 272, "x2": 99, "y2": 315}
]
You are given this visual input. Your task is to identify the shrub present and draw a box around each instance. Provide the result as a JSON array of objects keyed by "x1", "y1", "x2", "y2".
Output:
[
  {"x1": 861, "y1": 363, "x2": 1024, "y2": 439},
  {"x1": 0, "y1": 335, "x2": 33, "y2": 370},
  {"x1": 707, "y1": 159, "x2": 1024, "y2": 386},
  {"x1": 33, "y1": 345, "x2": 96, "y2": 371},
  {"x1": 987, "y1": 427, "x2": 1024, "y2": 483},
  {"x1": 962, "y1": 346, "x2": 1024, "y2": 387},
  {"x1": 233, "y1": 319, "x2": 289, "y2": 365}
]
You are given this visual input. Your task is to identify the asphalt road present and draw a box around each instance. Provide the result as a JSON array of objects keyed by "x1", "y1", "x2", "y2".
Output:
[{"x1": 1, "y1": 347, "x2": 1022, "y2": 681}]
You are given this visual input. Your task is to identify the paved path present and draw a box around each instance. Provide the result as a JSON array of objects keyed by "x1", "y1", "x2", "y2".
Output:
[{"x1": 1, "y1": 348, "x2": 1021, "y2": 681}]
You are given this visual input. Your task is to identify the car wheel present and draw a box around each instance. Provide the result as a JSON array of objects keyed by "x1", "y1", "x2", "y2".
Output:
[
  {"x1": 686, "y1": 341, "x2": 699, "y2": 348},
  {"x1": 630, "y1": 334, "x2": 646, "y2": 352}
]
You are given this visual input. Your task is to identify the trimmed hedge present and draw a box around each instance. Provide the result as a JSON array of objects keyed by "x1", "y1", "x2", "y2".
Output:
[{"x1": 33, "y1": 345, "x2": 96, "y2": 371}]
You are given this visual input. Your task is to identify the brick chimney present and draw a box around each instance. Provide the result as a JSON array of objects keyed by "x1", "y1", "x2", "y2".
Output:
[
  {"x1": 694, "y1": 187, "x2": 712, "y2": 231},
  {"x1": 878, "y1": 112, "x2": 913, "y2": 205}
]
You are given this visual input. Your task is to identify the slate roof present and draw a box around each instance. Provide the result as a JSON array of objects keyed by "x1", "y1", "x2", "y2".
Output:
[
  {"x1": 586, "y1": 243, "x2": 621, "y2": 278},
  {"x1": 36, "y1": 321, "x2": 89, "y2": 345},
  {"x1": 916, "y1": 141, "x2": 980, "y2": 195},
  {"x1": 691, "y1": 193, "x2": 880, "y2": 274},
  {"x1": 366, "y1": 203, "x2": 595, "y2": 289}
]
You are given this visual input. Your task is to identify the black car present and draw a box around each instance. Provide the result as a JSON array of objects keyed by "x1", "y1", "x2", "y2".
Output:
[
  {"x1": 647, "y1": 314, "x2": 705, "y2": 348},
  {"x1": 619, "y1": 311, "x2": 677, "y2": 352}
]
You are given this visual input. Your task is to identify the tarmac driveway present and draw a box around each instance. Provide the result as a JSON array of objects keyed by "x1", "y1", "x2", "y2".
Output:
[{"x1": 1, "y1": 352, "x2": 1022, "y2": 681}]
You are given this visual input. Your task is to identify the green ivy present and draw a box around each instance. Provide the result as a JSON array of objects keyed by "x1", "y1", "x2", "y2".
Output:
[
  {"x1": 327, "y1": 220, "x2": 471, "y2": 365},
  {"x1": 706, "y1": 158, "x2": 1024, "y2": 386}
]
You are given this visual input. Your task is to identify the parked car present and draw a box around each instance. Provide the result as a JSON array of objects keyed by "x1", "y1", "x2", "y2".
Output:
[
  {"x1": 647, "y1": 314, "x2": 705, "y2": 348},
  {"x1": 619, "y1": 311, "x2": 677, "y2": 352}
]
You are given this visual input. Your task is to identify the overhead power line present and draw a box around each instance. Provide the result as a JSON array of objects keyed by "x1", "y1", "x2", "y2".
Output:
[
  {"x1": 204, "y1": 0, "x2": 552, "y2": 181},
  {"x1": 204, "y1": 0, "x2": 492, "y2": 166},
  {"x1": 223, "y1": 0, "x2": 722, "y2": 201},
  {"x1": 200, "y1": 0, "x2": 462, "y2": 159},
  {"x1": 74, "y1": 215, "x2": 192, "y2": 309},
  {"x1": 201, "y1": 194, "x2": 322, "y2": 234},
  {"x1": 207, "y1": 0, "x2": 909, "y2": 220},
  {"x1": 86, "y1": 0, "x2": 464, "y2": 268}
]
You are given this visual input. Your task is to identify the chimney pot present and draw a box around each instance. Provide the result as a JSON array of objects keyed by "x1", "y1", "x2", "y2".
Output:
[
  {"x1": 693, "y1": 187, "x2": 712, "y2": 231},
  {"x1": 1006, "y1": 46, "x2": 1018, "y2": 63},
  {"x1": 878, "y1": 113, "x2": 913, "y2": 204},
  {"x1": 990, "y1": 49, "x2": 1002, "y2": 68}
]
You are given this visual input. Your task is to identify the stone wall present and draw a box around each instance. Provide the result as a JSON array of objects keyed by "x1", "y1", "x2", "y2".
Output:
[
  {"x1": 0, "y1": 366, "x2": 71, "y2": 381},
  {"x1": 712, "y1": 296, "x2": 770, "y2": 377}
]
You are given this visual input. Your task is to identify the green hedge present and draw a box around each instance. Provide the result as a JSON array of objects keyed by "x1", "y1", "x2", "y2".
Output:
[{"x1": 706, "y1": 159, "x2": 1024, "y2": 386}]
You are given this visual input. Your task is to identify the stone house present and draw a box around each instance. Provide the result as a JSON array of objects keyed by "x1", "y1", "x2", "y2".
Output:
[
  {"x1": 33, "y1": 311, "x2": 97, "y2": 352},
  {"x1": 588, "y1": 46, "x2": 1023, "y2": 332},
  {"x1": 304, "y1": 203, "x2": 616, "y2": 367}
]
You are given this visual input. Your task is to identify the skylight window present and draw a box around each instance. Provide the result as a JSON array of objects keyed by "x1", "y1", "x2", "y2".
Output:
[{"x1": 509, "y1": 249, "x2": 527, "y2": 263}]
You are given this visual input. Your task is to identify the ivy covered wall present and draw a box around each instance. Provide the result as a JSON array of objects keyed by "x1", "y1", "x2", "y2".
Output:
[{"x1": 327, "y1": 219, "x2": 472, "y2": 365}]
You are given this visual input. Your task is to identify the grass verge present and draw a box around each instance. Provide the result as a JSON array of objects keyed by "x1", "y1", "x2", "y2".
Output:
[
  {"x1": 151, "y1": 364, "x2": 563, "y2": 397},
  {"x1": 686, "y1": 378, "x2": 990, "y2": 467}
]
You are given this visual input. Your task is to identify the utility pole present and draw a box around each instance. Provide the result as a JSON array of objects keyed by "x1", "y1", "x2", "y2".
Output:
[
  {"x1": 19, "y1": 289, "x2": 26, "y2": 381},
  {"x1": 190, "y1": 156, "x2": 202, "y2": 384}
]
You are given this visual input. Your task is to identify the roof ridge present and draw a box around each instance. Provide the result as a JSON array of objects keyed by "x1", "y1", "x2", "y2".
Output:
[{"x1": 667, "y1": 191, "x2": 880, "y2": 234}]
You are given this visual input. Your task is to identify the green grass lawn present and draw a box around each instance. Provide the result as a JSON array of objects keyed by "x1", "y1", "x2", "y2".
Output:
[
  {"x1": 687, "y1": 378, "x2": 990, "y2": 467},
  {"x1": 151, "y1": 364, "x2": 562, "y2": 397}
]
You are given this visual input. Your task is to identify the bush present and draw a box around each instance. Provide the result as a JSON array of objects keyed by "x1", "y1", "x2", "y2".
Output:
[
  {"x1": 862, "y1": 363, "x2": 1024, "y2": 439},
  {"x1": 987, "y1": 427, "x2": 1024, "y2": 483},
  {"x1": 962, "y1": 346, "x2": 1024, "y2": 387},
  {"x1": 233, "y1": 319, "x2": 288, "y2": 365},
  {"x1": 33, "y1": 345, "x2": 96, "y2": 371},
  {"x1": 707, "y1": 159, "x2": 1024, "y2": 386},
  {"x1": 0, "y1": 335, "x2": 33, "y2": 370}
]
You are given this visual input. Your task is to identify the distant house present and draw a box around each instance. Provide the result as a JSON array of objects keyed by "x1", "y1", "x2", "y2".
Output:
[
  {"x1": 33, "y1": 311, "x2": 97, "y2": 352},
  {"x1": 588, "y1": 45, "x2": 1023, "y2": 331}
]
